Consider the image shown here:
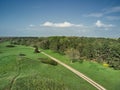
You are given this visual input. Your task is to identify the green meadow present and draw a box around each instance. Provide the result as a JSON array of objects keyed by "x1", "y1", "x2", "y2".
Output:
[
  {"x1": 43, "y1": 49, "x2": 120, "y2": 90},
  {"x1": 0, "y1": 42, "x2": 97, "y2": 90}
]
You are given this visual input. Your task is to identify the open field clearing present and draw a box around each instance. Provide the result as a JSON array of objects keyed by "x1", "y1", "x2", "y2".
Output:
[{"x1": 0, "y1": 42, "x2": 97, "y2": 90}]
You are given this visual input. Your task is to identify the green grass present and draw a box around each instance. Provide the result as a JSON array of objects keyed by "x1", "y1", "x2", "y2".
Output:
[
  {"x1": 0, "y1": 42, "x2": 97, "y2": 90},
  {"x1": 43, "y1": 49, "x2": 120, "y2": 90}
]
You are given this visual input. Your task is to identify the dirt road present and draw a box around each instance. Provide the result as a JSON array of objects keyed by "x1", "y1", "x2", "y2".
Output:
[{"x1": 41, "y1": 52, "x2": 106, "y2": 90}]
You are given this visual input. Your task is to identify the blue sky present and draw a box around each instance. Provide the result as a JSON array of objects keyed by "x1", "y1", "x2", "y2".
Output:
[{"x1": 0, "y1": 0, "x2": 120, "y2": 38}]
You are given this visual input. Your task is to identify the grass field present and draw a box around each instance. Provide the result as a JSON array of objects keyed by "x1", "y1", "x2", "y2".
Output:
[
  {"x1": 43, "y1": 49, "x2": 120, "y2": 90},
  {"x1": 0, "y1": 42, "x2": 97, "y2": 90}
]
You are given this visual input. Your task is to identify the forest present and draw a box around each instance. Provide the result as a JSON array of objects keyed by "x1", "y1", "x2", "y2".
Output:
[{"x1": 1, "y1": 36, "x2": 120, "y2": 70}]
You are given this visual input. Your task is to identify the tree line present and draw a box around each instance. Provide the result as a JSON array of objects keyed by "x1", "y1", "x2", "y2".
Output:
[{"x1": 1, "y1": 36, "x2": 120, "y2": 70}]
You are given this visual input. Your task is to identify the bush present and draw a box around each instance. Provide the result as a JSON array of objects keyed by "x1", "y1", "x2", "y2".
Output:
[
  {"x1": 103, "y1": 63, "x2": 109, "y2": 67},
  {"x1": 71, "y1": 59, "x2": 78, "y2": 63},
  {"x1": 0, "y1": 51, "x2": 3, "y2": 54},
  {"x1": 39, "y1": 58, "x2": 58, "y2": 66},
  {"x1": 6, "y1": 45, "x2": 15, "y2": 48},
  {"x1": 33, "y1": 45, "x2": 40, "y2": 53},
  {"x1": 19, "y1": 53, "x2": 26, "y2": 56},
  {"x1": 78, "y1": 59, "x2": 84, "y2": 63}
]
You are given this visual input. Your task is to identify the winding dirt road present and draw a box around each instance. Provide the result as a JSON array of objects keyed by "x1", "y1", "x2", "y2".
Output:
[{"x1": 41, "y1": 52, "x2": 106, "y2": 90}]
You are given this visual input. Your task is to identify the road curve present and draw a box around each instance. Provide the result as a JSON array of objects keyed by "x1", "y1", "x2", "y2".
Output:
[{"x1": 41, "y1": 52, "x2": 106, "y2": 90}]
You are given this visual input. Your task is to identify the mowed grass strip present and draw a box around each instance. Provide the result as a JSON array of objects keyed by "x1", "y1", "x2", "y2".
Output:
[{"x1": 0, "y1": 42, "x2": 97, "y2": 90}]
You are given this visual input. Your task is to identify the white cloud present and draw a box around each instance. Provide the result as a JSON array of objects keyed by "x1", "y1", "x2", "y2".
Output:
[
  {"x1": 95, "y1": 20, "x2": 115, "y2": 30},
  {"x1": 95, "y1": 20, "x2": 104, "y2": 27},
  {"x1": 84, "y1": 13, "x2": 103, "y2": 17},
  {"x1": 42, "y1": 22, "x2": 53, "y2": 27},
  {"x1": 42, "y1": 21, "x2": 83, "y2": 28}
]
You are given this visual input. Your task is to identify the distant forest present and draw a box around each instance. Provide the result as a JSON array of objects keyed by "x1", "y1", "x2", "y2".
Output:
[{"x1": 0, "y1": 36, "x2": 120, "y2": 70}]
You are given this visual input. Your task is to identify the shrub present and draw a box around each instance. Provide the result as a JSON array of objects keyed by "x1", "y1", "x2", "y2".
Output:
[
  {"x1": 19, "y1": 53, "x2": 26, "y2": 56},
  {"x1": 103, "y1": 63, "x2": 109, "y2": 67},
  {"x1": 0, "y1": 51, "x2": 3, "y2": 54},
  {"x1": 33, "y1": 45, "x2": 40, "y2": 53},
  {"x1": 78, "y1": 59, "x2": 84, "y2": 63},
  {"x1": 6, "y1": 45, "x2": 15, "y2": 48},
  {"x1": 39, "y1": 58, "x2": 58, "y2": 66}
]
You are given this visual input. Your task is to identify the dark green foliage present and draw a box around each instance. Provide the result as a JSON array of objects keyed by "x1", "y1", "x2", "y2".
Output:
[
  {"x1": 19, "y1": 53, "x2": 26, "y2": 56},
  {"x1": 39, "y1": 39, "x2": 50, "y2": 49},
  {"x1": 1, "y1": 36, "x2": 120, "y2": 69},
  {"x1": 6, "y1": 44, "x2": 15, "y2": 47},
  {"x1": 0, "y1": 51, "x2": 3, "y2": 53},
  {"x1": 33, "y1": 45, "x2": 40, "y2": 53},
  {"x1": 39, "y1": 58, "x2": 58, "y2": 66},
  {"x1": 78, "y1": 59, "x2": 84, "y2": 63}
]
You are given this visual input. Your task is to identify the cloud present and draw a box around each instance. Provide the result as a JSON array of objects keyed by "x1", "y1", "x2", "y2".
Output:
[
  {"x1": 84, "y1": 13, "x2": 103, "y2": 17},
  {"x1": 95, "y1": 20, "x2": 115, "y2": 30},
  {"x1": 104, "y1": 6, "x2": 120, "y2": 14},
  {"x1": 84, "y1": 6, "x2": 120, "y2": 19},
  {"x1": 42, "y1": 21, "x2": 83, "y2": 28},
  {"x1": 106, "y1": 16, "x2": 120, "y2": 20}
]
